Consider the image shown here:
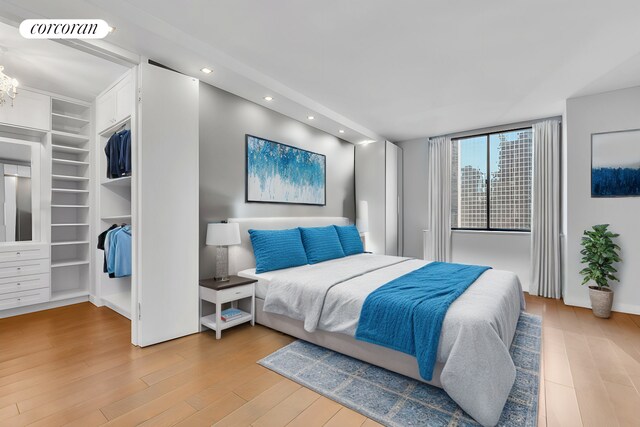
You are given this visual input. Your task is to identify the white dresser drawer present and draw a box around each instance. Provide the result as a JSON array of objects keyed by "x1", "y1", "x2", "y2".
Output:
[
  {"x1": 0, "y1": 288, "x2": 49, "y2": 310},
  {"x1": 216, "y1": 284, "x2": 254, "y2": 304},
  {"x1": 0, "y1": 274, "x2": 49, "y2": 295},
  {"x1": 0, "y1": 258, "x2": 50, "y2": 279},
  {"x1": 0, "y1": 244, "x2": 49, "y2": 263},
  {"x1": 200, "y1": 283, "x2": 254, "y2": 304}
]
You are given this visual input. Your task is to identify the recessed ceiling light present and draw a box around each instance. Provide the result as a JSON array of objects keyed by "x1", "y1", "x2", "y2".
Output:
[
  {"x1": 307, "y1": 115, "x2": 315, "y2": 120},
  {"x1": 201, "y1": 67, "x2": 213, "y2": 74},
  {"x1": 338, "y1": 129, "x2": 345, "y2": 134},
  {"x1": 107, "y1": 26, "x2": 116, "y2": 33},
  {"x1": 264, "y1": 96, "x2": 273, "y2": 101}
]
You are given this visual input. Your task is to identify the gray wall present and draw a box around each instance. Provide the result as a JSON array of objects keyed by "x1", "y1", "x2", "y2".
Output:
[
  {"x1": 199, "y1": 82, "x2": 355, "y2": 279},
  {"x1": 564, "y1": 86, "x2": 640, "y2": 314}
]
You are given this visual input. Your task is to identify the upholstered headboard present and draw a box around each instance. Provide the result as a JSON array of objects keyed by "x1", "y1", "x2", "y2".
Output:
[{"x1": 227, "y1": 217, "x2": 350, "y2": 274}]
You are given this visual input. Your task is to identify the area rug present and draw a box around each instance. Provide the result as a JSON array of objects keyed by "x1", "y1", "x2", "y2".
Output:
[{"x1": 258, "y1": 312, "x2": 541, "y2": 426}]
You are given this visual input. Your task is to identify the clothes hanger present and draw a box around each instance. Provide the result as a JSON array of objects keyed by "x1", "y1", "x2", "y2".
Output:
[{"x1": 112, "y1": 123, "x2": 128, "y2": 135}]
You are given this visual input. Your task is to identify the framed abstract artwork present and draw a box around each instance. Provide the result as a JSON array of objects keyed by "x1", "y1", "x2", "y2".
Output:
[
  {"x1": 245, "y1": 134, "x2": 326, "y2": 205},
  {"x1": 591, "y1": 129, "x2": 640, "y2": 197}
]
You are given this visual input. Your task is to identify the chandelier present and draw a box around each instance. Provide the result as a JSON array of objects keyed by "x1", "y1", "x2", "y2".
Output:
[{"x1": 0, "y1": 66, "x2": 19, "y2": 107}]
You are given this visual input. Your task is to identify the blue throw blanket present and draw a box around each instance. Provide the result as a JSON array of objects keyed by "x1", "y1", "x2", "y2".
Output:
[{"x1": 355, "y1": 261, "x2": 491, "y2": 380}]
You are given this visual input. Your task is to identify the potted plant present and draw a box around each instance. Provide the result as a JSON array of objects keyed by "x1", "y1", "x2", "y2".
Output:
[{"x1": 579, "y1": 224, "x2": 622, "y2": 318}]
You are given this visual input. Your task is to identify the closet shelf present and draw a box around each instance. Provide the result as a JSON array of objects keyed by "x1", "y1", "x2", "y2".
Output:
[
  {"x1": 51, "y1": 260, "x2": 90, "y2": 268},
  {"x1": 51, "y1": 223, "x2": 90, "y2": 227},
  {"x1": 52, "y1": 174, "x2": 90, "y2": 182},
  {"x1": 101, "y1": 176, "x2": 131, "y2": 187},
  {"x1": 51, "y1": 98, "x2": 90, "y2": 116},
  {"x1": 52, "y1": 112, "x2": 90, "y2": 126},
  {"x1": 51, "y1": 241, "x2": 90, "y2": 246},
  {"x1": 51, "y1": 130, "x2": 90, "y2": 146},
  {"x1": 101, "y1": 214, "x2": 131, "y2": 222},
  {"x1": 52, "y1": 144, "x2": 89, "y2": 155},
  {"x1": 99, "y1": 117, "x2": 131, "y2": 137},
  {"x1": 52, "y1": 188, "x2": 89, "y2": 194},
  {"x1": 51, "y1": 204, "x2": 90, "y2": 208},
  {"x1": 50, "y1": 289, "x2": 90, "y2": 301},
  {"x1": 52, "y1": 158, "x2": 89, "y2": 167},
  {"x1": 0, "y1": 123, "x2": 47, "y2": 139}
]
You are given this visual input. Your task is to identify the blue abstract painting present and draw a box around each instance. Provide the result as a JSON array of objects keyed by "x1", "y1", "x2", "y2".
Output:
[
  {"x1": 592, "y1": 129, "x2": 640, "y2": 197},
  {"x1": 246, "y1": 135, "x2": 326, "y2": 205}
]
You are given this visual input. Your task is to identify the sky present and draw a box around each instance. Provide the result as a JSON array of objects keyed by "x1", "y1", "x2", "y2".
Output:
[{"x1": 458, "y1": 130, "x2": 528, "y2": 173}]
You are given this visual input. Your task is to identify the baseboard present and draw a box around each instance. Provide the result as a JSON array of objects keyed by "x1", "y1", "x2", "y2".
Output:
[
  {"x1": 0, "y1": 296, "x2": 90, "y2": 319},
  {"x1": 563, "y1": 296, "x2": 640, "y2": 315},
  {"x1": 89, "y1": 294, "x2": 103, "y2": 307}
]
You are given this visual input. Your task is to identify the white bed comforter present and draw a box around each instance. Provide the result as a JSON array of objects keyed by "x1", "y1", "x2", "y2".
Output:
[{"x1": 262, "y1": 254, "x2": 525, "y2": 426}]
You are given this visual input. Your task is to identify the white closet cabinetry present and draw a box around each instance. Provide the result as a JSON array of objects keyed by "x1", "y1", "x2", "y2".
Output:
[
  {"x1": 94, "y1": 63, "x2": 199, "y2": 348},
  {"x1": 0, "y1": 244, "x2": 50, "y2": 310},
  {"x1": 50, "y1": 97, "x2": 92, "y2": 301},
  {"x1": 355, "y1": 141, "x2": 403, "y2": 255},
  {"x1": 0, "y1": 89, "x2": 50, "y2": 131},
  {"x1": 96, "y1": 74, "x2": 134, "y2": 133},
  {"x1": 95, "y1": 70, "x2": 134, "y2": 320}
]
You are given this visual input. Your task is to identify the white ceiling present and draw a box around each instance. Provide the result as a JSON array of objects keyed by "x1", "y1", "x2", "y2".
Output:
[
  {"x1": 1, "y1": 0, "x2": 640, "y2": 142},
  {"x1": 0, "y1": 20, "x2": 128, "y2": 101}
]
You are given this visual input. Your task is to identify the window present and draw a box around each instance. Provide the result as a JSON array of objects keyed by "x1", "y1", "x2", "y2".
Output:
[{"x1": 451, "y1": 128, "x2": 533, "y2": 231}]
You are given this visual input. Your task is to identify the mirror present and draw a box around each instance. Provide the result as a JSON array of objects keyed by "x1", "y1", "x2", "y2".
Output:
[{"x1": 0, "y1": 141, "x2": 32, "y2": 242}]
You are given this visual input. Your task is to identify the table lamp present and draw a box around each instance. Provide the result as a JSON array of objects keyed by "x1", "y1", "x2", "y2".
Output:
[{"x1": 206, "y1": 222, "x2": 241, "y2": 281}]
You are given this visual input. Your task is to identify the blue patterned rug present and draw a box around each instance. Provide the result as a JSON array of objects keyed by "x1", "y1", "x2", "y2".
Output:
[{"x1": 258, "y1": 312, "x2": 541, "y2": 426}]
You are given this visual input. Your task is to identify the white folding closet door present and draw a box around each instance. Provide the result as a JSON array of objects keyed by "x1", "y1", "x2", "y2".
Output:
[{"x1": 136, "y1": 62, "x2": 199, "y2": 346}]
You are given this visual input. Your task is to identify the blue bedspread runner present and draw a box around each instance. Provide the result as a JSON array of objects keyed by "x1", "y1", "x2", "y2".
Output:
[{"x1": 355, "y1": 261, "x2": 491, "y2": 381}]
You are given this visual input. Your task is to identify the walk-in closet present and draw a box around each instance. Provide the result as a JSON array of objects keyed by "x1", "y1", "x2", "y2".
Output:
[{"x1": 0, "y1": 20, "x2": 199, "y2": 347}]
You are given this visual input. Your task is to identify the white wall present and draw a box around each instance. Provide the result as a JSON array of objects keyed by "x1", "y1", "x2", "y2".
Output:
[
  {"x1": 564, "y1": 86, "x2": 640, "y2": 314},
  {"x1": 450, "y1": 231, "x2": 531, "y2": 292},
  {"x1": 398, "y1": 139, "x2": 532, "y2": 292}
]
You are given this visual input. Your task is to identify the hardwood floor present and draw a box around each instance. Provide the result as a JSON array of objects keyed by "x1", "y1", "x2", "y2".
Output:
[{"x1": 0, "y1": 296, "x2": 639, "y2": 426}]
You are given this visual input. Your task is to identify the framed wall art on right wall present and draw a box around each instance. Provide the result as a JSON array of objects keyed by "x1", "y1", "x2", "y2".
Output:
[{"x1": 591, "y1": 129, "x2": 640, "y2": 197}]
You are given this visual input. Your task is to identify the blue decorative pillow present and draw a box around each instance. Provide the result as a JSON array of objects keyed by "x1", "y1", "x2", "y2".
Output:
[
  {"x1": 299, "y1": 226, "x2": 346, "y2": 264},
  {"x1": 334, "y1": 225, "x2": 364, "y2": 256},
  {"x1": 248, "y1": 228, "x2": 308, "y2": 273}
]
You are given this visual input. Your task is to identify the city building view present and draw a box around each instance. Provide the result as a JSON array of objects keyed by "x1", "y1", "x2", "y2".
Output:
[{"x1": 451, "y1": 129, "x2": 533, "y2": 230}]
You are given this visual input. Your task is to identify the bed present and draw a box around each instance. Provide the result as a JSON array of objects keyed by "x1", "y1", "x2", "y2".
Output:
[{"x1": 229, "y1": 217, "x2": 525, "y2": 426}]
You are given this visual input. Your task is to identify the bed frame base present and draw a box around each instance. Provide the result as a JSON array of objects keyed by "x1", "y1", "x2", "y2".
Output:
[{"x1": 253, "y1": 298, "x2": 444, "y2": 388}]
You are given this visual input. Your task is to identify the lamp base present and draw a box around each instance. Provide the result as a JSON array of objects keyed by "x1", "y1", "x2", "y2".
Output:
[{"x1": 214, "y1": 246, "x2": 229, "y2": 282}]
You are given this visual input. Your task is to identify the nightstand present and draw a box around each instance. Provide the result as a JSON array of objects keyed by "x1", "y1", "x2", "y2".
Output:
[{"x1": 199, "y1": 275, "x2": 257, "y2": 339}]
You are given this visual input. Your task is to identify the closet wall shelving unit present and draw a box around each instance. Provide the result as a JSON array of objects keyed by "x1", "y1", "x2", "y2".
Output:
[
  {"x1": 49, "y1": 97, "x2": 93, "y2": 301},
  {"x1": 94, "y1": 71, "x2": 134, "y2": 320}
]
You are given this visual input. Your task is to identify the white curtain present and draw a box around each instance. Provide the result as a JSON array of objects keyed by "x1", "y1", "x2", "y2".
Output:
[
  {"x1": 531, "y1": 120, "x2": 561, "y2": 298},
  {"x1": 427, "y1": 136, "x2": 452, "y2": 262}
]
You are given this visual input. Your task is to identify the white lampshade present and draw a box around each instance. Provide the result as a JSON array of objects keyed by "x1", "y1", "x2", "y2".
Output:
[
  {"x1": 356, "y1": 200, "x2": 369, "y2": 232},
  {"x1": 206, "y1": 222, "x2": 241, "y2": 246}
]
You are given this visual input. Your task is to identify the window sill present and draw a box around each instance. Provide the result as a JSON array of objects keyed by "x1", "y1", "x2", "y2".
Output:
[{"x1": 450, "y1": 229, "x2": 531, "y2": 236}]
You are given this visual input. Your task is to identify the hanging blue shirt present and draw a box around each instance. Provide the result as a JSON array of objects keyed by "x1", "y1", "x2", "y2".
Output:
[
  {"x1": 104, "y1": 129, "x2": 132, "y2": 178},
  {"x1": 107, "y1": 225, "x2": 132, "y2": 278},
  {"x1": 118, "y1": 129, "x2": 132, "y2": 176}
]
